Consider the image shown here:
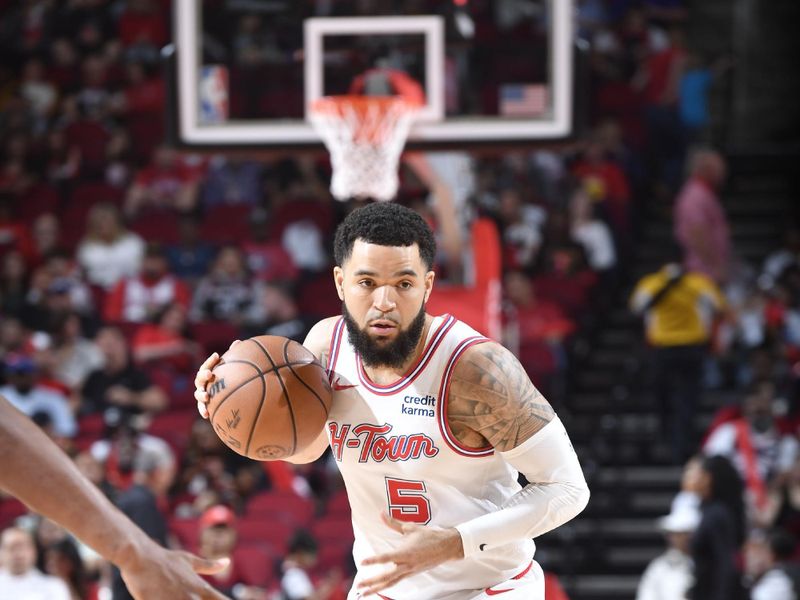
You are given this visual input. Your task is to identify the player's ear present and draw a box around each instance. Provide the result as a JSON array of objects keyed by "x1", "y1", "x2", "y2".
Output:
[
  {"x1": 333, "y1": 266, "x2": 345, "y2": 300},
  {"x1": 423, "y1": 270, "x2": 435, "y2": 303}
]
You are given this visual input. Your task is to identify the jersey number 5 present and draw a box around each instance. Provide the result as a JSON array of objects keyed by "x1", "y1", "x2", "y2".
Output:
[{"x1": 385, "y1": 477, "x2": 431, "y2": 524}]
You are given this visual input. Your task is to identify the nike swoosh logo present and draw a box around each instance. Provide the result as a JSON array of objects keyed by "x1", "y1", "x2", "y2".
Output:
[
  {"x1": 479, "y1": 543, "x2": 487, "y2": 551},
  {"x1": 332, "y1": 379, "x2": 357, "y2": 391},
  {"x1": 484, "y1": 587, "x2": 513, "y2": 596}
]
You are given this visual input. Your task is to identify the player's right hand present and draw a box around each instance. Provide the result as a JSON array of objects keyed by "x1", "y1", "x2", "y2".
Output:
[{"x1": 194, "y1": 341, "x2": 240, "y2": 419}]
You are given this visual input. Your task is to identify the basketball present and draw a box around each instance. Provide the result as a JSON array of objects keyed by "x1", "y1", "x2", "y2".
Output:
[{"x1": 207, "y1": 336, "x2": 332, "y2": 461}]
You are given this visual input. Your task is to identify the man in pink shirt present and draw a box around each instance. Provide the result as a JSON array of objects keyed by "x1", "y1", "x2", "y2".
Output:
[{"x1": 673, "y1": 149, "x2": 731, "y2": 283}]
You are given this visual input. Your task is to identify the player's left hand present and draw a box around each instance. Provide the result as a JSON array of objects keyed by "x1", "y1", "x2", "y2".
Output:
[{"x1": 357, "y1": 513, "x2": 464, "y2": 596}]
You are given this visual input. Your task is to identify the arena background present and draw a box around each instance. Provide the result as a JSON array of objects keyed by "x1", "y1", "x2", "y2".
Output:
[{"x1": 0, "y1": 1, "x2": 799, "y2": 599}]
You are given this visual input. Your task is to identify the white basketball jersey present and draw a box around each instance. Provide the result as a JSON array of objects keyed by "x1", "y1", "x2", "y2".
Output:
[{"x1": 325, "y1": 314, "x2": 536, "y2": 600}]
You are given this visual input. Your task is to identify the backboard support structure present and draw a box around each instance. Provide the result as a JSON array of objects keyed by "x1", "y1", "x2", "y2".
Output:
[{"x1": 171, "y1": 0, "x2": 576, "y2": 150}]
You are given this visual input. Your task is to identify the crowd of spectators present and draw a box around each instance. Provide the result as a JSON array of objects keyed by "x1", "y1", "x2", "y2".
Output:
[{"x1": 2, "y1": 0, "x2": 795, "y2": 599}]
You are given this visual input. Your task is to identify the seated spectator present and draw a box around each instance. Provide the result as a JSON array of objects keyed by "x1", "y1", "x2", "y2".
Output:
[
  {"x1": 124, "y1": 145, "x2": 200, "y2": 218},
  {"x1": 245, "y1": 284, "x2": 317, "y2": 343},
  {"x1": 50, "y1": 312, "x2": 104, "y2": 392},
  {"x1": 242, "y1": 208, "x2": 298, "y2": 284},
  {"x1": 746, "y1": 529, "x2": 800, "y2": 600},
  {"x1": 40, "y1": 250, "x2": 94, "y2": 317},
  {"x1": 704, "y1": 380, "x2": 799, "y2": 516},
  {"x1": 569, "y1": 187, "x2": 617, "y2": 274},
  {"x1": 505, "y1": 270, "x2": 576, "y2": 388},
  {"x1": 30, "y1": 213, "x2": 62, "y2": 267},
  {"x1": 43, "y1": 538, "x2": 92, "y2": 600},
  {"x1": 110, "y1": 59, "x2": 165, "y2": 119},
  {"x1": 76, "y1": 203, "x2": 145, "y2": 290},
  {"x1": 1, "y1": 249, "x2": 29, "y2": 318},
  {"x1": 636, "y1": 493, "x2": 700, "y2": 600},
  {"x1": 0, "y1": 527, "x2": 70, "y2": 600},
  {"x1": 280, "y1": 529, "x2": 340, "y2": 600},
  {"x1": 165, "y1": 214, "x2": 216, "y2": 285},
  {"x1": 497, "y1": 186, "x2": 546, "y2": 271},
  {"x1": 0, "y1": 353, "x2": 76, "y2": 438},
  {"x1": 81, "y1": 326, "x2": 167, "y2": 416},
  {"x1": 104, "y1": 243, "x2": 191, "y2": 323},
  {"x1": 191, "y1": 246, "x2": 266, "y2": 326},
  {"x1": 202, "y1": 156, "x2": 264, "y2": 208},
  {"x1": 197, "y1": 505, "x2": 252, "y2": 595},
  {"x1": 175, "y1": 419, "x2": 257, "y2": 517},
  {"x1": 118, "y1": 0, "x2": 168, "y2": 49},
  {"x1": 132, "y1": 303, "x2": 200, "y2": 374}
]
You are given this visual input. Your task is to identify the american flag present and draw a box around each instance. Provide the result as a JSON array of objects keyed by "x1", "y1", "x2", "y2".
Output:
[{"x1": 499, "y1": 84, "x2": 548, "y2": 117}]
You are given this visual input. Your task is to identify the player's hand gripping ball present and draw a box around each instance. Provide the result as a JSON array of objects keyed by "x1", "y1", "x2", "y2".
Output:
[{"x1": 206, "y1": 336, "x2": 331, "y2": 460}]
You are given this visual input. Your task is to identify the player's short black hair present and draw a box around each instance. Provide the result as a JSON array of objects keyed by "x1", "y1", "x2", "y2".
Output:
[{"x1": 333, "y1": 202, "x2": 436, "y2": 270}]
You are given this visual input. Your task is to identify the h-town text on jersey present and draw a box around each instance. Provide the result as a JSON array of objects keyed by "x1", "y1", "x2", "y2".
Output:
[{"x1": 328, "y1": 422, "x2": 440, "y2": 463}]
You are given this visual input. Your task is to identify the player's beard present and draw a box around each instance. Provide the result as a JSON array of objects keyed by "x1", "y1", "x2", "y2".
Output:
[{"x1": 342, "y1": 301, "x2": 427, "y2": 369}]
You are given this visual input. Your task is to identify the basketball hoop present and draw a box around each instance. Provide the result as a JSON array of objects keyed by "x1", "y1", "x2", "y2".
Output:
[{"x1": 309, "y1": 95, "x2": 421, "y2": 201}]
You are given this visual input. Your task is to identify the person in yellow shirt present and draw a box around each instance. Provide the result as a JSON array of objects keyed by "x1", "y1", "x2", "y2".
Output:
[{"x1": 631, "y1": 258, "x2": 724, "y2": 462}]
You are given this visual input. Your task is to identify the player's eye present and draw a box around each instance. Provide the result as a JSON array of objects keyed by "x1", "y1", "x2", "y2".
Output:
[
  {"x1": 358, "y1": 279, "x2": 374, "y2": 287},
  {"x1": 398, "y1": 281, "x2": 413, "y2": 289}
]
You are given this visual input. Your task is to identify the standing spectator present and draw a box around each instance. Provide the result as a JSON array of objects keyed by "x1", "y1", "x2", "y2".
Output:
[
  {"x1": 630, "y1": 257, "x2": 724, "y2": 462},
  {"x1": 111, "y1": 446, "x2": 175, "y2": 600},
  {"x1": 636, "y1": 494, "x2": 700, "y2": 600},
  {"x1": 191, "y1": 246, "x2": 266, "y2": 326},
  {"x1": 703, "y1": 380, "x2": 799, "y2": 516},
  {"x1": 684, "y1": 455, "x2": 747, "y2": 600},
  {"x1": 0, "y1": 527, "x2": 70, "y2": 600},
  {"x1": 0, "y1": 353, "x2": 76, "y2": 439},
  {"x1": 80, "y1": 326, "x2": 167, "y2": 416},
  {"x1": 76, "y1": 203, "x2": 145, "y2": 290},
  {"x1": 103, "y1": 243, "x2": 191, "y2": 324},
  {"x1": 747, "y1": 529, "x2": 800, "y2": 600},
  {"x1": 673, "y1": 148, "x2": 731, "y2": 284}
]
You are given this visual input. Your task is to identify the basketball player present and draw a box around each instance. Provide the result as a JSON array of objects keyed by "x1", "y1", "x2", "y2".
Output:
[
  {"x1": 195, "y1": 202, "x2": 590, "y2": 599},
  {"x1": 0, "y1": 395, "x2": 229, "y2": 600}
]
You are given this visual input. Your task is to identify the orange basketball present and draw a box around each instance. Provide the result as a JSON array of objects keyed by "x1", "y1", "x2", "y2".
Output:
[{"x1": 207, "y1": 336, "x2": 332, "y2": 461}]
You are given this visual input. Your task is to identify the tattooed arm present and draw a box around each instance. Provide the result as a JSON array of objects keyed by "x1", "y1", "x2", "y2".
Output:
[
  {"x1": 449, "y1": 341, "x2": 590, "y2": 555},
  {"x1": 447, "y1": 341, "x2": 555, "y2": 451},
  {"x1": 357, "y1": 342, "x2": 589, "y2": 596}
]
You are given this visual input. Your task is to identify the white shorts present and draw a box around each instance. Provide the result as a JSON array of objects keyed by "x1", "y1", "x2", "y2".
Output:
[{"x1": 348, "y1": 560, "x2": 544, "y2": 600}]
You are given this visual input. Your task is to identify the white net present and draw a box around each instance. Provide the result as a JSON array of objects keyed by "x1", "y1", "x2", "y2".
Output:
[{"x1": 309, "y1": 96, "x2": 419, "y2": 201}]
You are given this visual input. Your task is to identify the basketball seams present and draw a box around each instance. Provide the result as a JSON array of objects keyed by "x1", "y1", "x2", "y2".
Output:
[
  {"x1": 208, "y1": 361, "x2": 263, "y2": 423},
  {"x1": 281, "y1": 339, "x2": 330, "y2": 417},
  {"x1": 250, "y1": 337, "x2": 298, "y2": 456}
]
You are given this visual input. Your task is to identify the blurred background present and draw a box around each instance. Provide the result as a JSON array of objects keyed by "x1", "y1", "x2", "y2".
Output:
[{"x1": 0, "y1": 1, "x2": 798, "y2": 599}]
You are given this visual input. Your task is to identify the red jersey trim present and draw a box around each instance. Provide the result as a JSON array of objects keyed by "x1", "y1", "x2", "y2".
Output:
[
  {"x1": 327, "y1": 317, "x2": 345, "y2": 383},
  {"x1": 437, "y1": 336, "x2": 494, "y2": 457},
  {"x1": 356, "y1": 314, "x2": 456, "y2": 396},
  {"x1": 484, "y1": 560, "x2": 534, "y2": 595}
]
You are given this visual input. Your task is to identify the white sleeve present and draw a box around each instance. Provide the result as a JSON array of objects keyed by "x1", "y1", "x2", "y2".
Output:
[
  {"x1": 635, "y1": 560, "x2": 661, "y2": 600},
  {"x1": 703, "y1": 423, "x2": 737, "y2": 458},
  {"x1": 454, "y1": 417, "x2": 590, "y2": 557},
  {"x1": 282, "y1": 566, "x2": 314, "y2": 599}
]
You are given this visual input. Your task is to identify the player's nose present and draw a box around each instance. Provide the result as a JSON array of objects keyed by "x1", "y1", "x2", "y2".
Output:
[{"x1": 372, "y1": 285, "x2": 397, "y2": 312}]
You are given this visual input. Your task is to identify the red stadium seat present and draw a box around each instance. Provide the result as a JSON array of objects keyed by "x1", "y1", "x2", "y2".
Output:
[
  {"x1": 234, "y1": 516, "x2": 295, "y2": 553},
  {"x1": 190, "y1": 321, "x2": 242, "y2": 356},
  {"x1": 296, "y1": 273, "x2": 340, "y2": 320},
  {"x1": 200, "y1": 204, "x2": 253, "y2": 246},
  {"x1": 311, "y1": 517, "x2": 354, "y2": 546},
  {"x1": 324, "y1": 489, "x2": 351, "y2": 518},
  {"x1": 17, "y1": 183, "x2": 61, "y2": 224},
  {"x1": 233, "y1": 542, "x2": 276, "y2": 587},
  {"x1": 246, "y1": 491, "x2": 314, "y2": 527},
  {"x1": 129, "y1": 208, "x2": 181, "y2": 244},
  {"x1": 169, "y1": 517, "x2": 200, "y2": 551},
  {"x1": 0, "y1": 498, "x2": 28, "y2": 529}
]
